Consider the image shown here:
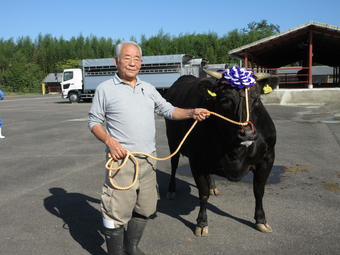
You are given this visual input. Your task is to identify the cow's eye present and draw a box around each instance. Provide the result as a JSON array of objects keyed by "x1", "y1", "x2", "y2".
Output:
[
  {"x1": 253, "y1": 95, "x2": 261, "y2": 103},
  {"x1": 220, "y1": 97, "x2": 234, "y2": 107}
]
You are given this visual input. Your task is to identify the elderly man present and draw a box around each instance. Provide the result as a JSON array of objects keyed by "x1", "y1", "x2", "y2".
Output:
[{"x1": 88, "y1": 41, "x2": 210, "y2": 255}]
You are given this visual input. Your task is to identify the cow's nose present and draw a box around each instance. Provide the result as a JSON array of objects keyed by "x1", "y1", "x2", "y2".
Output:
[{"x1": 237, "y1": 125, "x2": 257, "y2": 141}]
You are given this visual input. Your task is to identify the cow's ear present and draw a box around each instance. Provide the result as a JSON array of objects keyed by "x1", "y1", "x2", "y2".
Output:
[
  {"x1": 198, "y1": 79, "x2": 219, "y2": 100},
  {"x1": 255, "y1": 82, "x2": 273, "y2": 95},
  {"x1": 254, "y1": 75, "x2": 279, "y2": 95}
]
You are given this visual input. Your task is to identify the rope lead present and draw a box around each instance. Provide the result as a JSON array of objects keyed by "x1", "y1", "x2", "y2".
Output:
[{"x1": 106, "y1": 88, "x2": 252, "y2": 190}]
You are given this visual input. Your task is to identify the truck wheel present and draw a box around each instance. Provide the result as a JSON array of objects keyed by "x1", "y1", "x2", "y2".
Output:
[{"x1": 69, "y1": 93, "x2": 80, "y2": 103}]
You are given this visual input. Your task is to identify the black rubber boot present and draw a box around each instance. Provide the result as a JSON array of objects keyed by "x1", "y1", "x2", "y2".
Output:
[
  {"x1": 102, "y1": 226, "x2": 125, "y2": 255},
  {"x1": 124, "y1": 216, "x2": 147, "y2": 255}
]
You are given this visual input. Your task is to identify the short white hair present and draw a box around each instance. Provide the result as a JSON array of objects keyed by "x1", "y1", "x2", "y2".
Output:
[{"x1": 115, "y1": 41, "x2": 142, "y2": 60}]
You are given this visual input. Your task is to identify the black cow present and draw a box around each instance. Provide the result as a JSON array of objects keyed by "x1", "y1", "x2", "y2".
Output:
[{"x1": 165, "y1": 69, "x2": 279, "y2": 236}]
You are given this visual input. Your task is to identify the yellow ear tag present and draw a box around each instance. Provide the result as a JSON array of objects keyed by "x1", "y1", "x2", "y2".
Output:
[
  {"x1": 263, "y1": 84, "x2": 272, "y2": 94},
  {"x1": 207, "y1": 89, "x2": 217, "y2": 97}
]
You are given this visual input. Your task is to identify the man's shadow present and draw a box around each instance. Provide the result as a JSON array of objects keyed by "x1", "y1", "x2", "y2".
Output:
[
  {"x1": 43, "y1": 187, "x2": 106, "y2": 255},
  {"x1": 156, "y1": 169, "x2": 259, "y2": 233}
]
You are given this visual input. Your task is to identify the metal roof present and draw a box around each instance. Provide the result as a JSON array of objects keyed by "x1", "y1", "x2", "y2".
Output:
[
  {"x1": 82, "y1": 54, "x2": 193, "y2": 67},
  {"x1": 42, "y1": 73, "x2": 63, "y2": 83},
  {"x1": 142, "y1": 54, "x2": 192, "y2": 64},
  {"x1": 229, "y1": 22, "x2": 340, "y2": 67},
  {"x1": 82, "y1": 58, "x2": 115, "y2": 67}
]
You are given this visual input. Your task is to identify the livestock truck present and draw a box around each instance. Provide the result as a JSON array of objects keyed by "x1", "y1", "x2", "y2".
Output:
[{"x1": 61, "y1": 54, "x2": 207, "y2": 103}]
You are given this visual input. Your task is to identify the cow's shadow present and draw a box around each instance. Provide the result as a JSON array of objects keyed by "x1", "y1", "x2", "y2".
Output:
[
  {"x1": 156, "y1": 169, "x2": 255, "y2": 233},
  {"x1": 43, "y1": 187, "x2": 106, "y2": 255}
]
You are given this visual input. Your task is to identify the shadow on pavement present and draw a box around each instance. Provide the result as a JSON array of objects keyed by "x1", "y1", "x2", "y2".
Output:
[
  {"x1": 54, "y1": 100, "x2": 92, "y2": 104},
  {"x1": 43, "y1": 187, "x2": 106, "y2": 255},
  {"x1": 155, "y1": 170, "x2": 255, "y2": 234},
  {"x1": 54, "y1": 101, "x2": 71, "y2": 104}
]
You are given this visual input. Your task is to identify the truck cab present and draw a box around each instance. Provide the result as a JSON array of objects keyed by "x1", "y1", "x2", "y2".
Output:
[{"x1": 61, "y1": 68, "x2": 83, "y2": 103}]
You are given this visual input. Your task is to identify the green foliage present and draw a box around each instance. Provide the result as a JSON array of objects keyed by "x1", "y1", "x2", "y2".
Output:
[
  {"x1": 139, "y1": 20, "x2": 279, "y2": 65},
  {"x1": 55, "y1": 59, "x2": 81, "y2": 72},
  {"x1": 0, "y1": 20, "x2": 279, "y2": 93},
  {"x1": 0, "y1": 52, "x2": 44, "y2": 92}
]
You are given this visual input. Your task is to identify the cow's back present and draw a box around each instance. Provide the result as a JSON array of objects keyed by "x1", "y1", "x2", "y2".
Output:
[
  {"x1": 165, "y1": 75, "x2": 203, "y2": 108},
  {"x1": 165, "y1": 75, "x2": 216, "y2": 159}
]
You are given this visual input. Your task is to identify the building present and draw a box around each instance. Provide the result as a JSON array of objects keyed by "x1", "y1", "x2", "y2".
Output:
[
  {"x1": 229, "y1": 22, "x2": 340, "y2": 88},
  {"x1": 41, "y1": 73, "x2": 62, "y2": 93}
]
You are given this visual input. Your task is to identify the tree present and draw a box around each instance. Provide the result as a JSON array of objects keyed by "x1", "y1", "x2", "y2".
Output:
[
  {"x1": 55, "y1": 59, "x2": 81, "y2": 72},
  {"x1": 0, "y1": 20, "x2": 281, "y2": 93},
  {"x1": 0, "y1": 52, "x2": 43, "y2": 92},
  {"x1": 241, "y1": 20, "x2": 280, "y2": 43}
]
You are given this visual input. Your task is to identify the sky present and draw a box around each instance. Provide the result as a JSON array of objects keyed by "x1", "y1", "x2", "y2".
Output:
[{"x1": 1, "y1": 0, "x2": 339, "y2": 42}]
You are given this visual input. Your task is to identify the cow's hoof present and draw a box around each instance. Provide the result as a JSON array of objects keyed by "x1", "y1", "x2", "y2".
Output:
[
  {"x1": 195, "y1": 226, "x2": 209, "y2": 237},
  {"x1": 166, "y1": 192, "x2": 176, "y2": 200},
  {"x1": 209, "y1": 188, "x2": 220, "y2": 196},
  {"x1": 256, "y1": 223, "x2": 272, "y2": 233}
]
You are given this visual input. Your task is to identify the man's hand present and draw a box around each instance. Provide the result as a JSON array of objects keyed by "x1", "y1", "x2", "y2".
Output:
[
  {"x1": 91, "y1": 124, "x2": 127, "y2": 161},
  {"x1": 192, "y1": 108, "x2": 210, "y2": 121},
  {"x1": 105, "y1": 136, "x2": 127, "y2": 161},
  {"x1": 172, "y1": 107, "x2": 210, "y2": 121}
]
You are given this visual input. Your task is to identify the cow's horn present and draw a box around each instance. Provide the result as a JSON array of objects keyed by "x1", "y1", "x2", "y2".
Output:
[
  {"x1": 254, "y1": 73, "x2": 271, "y2": 81},
  {"x1": 203, "y1": 69, "x2": 223, "y2": 79}
]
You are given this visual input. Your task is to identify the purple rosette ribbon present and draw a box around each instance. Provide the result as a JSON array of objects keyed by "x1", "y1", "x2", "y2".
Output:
[{"x1": 218, "y1": 66, "x2": 255, "y2": 89}]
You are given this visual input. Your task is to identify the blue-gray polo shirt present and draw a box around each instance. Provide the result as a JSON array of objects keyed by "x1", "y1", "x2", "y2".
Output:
[{"x1": 88, "y1": 74, "x2": 175, "y2": 154}]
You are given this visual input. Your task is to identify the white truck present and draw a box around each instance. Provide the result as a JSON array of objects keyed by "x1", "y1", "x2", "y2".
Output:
[{"x1": 61, "y1": 54, "x2": 207, "y2": 103}]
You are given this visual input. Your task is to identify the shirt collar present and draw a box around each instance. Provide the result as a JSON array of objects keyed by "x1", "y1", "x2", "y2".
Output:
[{"x1": 113, "y1": 73, "x2": 142, "y2": 87}]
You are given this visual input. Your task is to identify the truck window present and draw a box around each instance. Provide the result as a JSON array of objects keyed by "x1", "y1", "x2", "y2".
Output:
[{"x1": 63, "y1": 71, "x2": 73, "y2": 81}]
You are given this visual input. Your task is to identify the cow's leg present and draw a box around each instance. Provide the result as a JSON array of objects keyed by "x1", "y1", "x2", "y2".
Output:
[
  {"x1": 208, "y1": 175, "x2": 220, "y2": 196},
  {"x1": 253, "y1": 156, "x2": 274, "y2": 233},
  {"x1": 167, "y1": 153, "x2": 180, "y2": 200},
  {"x1": 192, "y1": 170, "x2": 210, "y2": 237}
]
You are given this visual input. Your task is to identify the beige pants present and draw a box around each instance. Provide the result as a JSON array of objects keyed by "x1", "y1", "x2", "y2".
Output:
[{"x1": 101, "y1": 155, "x2": 158, "y2": 227}]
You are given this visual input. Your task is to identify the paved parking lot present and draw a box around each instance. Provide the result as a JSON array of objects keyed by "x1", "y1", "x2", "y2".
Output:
[{"x1": 0, "y1": 95, "x2": 339, "y2": 255}]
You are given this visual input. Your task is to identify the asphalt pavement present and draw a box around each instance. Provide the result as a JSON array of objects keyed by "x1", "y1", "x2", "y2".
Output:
[{"x1": 0, "y1": 95, "x2": 339, "y2": 255}]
